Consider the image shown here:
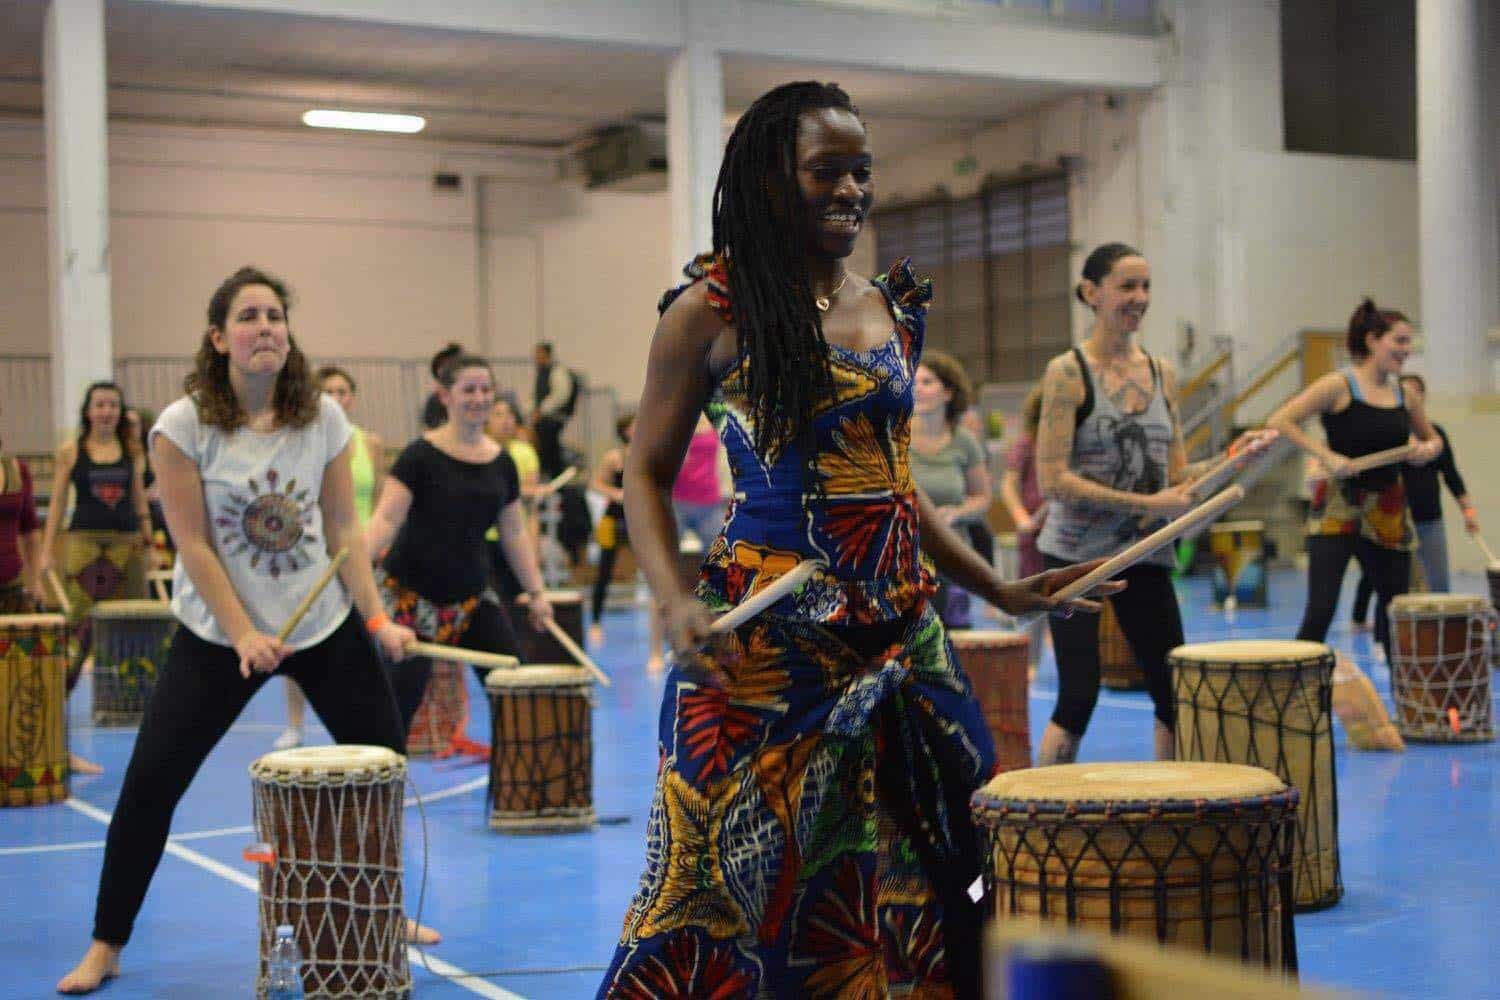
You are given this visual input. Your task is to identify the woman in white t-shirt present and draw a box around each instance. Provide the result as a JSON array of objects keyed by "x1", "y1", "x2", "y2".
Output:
[{"x1": 58, "y1": 267, "x2": 428, "y2": 995}]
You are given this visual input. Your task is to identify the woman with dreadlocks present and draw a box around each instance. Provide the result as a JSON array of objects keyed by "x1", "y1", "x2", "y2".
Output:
[{"x1": 599, "y1": 81, "x2": 1116, "y2": 1000}]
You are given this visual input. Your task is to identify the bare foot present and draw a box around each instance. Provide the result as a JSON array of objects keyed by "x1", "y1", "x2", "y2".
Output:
[
  {"x1": 405, "y1": 919, "x2": 442, "y2": 945},
  {"x1": 70, "y1": 753, "x2": 104, "y2": 776},
  {"x1": 57, "y1": 941, "x2": 120, "y2": 994},
  {"x1": 588, "y1": 623, "x2": 604, "y2": 647},
  {"x1": 645, "y1": 654, "x2": 664, "y2": 676}
]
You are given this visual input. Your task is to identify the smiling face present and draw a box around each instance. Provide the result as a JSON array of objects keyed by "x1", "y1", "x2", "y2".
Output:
[
  {"x1": 85, "y1": 387, "x2": 123, "y2": 436},
  {"x1": 210, "y1": 283, "x2": 289, "y2": 377},
  {"x1": 1082, "y1": 255, "x2": 1151, "y2": 335},
  {"x1": 321, "y1": 373, "x2": 355, "y2": 416},
  {"x1": 794, "y1": 107, "x2": 874, "y2": 261},
  {"x1": 1367, "y1": 320, "x2": 1414, "y2": 376},
  {"x1": 441, "y1": 365, "x2": 495, "y2": 429},
  {"x1": 913, "y1": 365, "x2": 953, "y2": 419}
]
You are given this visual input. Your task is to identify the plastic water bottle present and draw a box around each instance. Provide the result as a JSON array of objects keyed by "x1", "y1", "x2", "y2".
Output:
[{"x1": 265, "y1": 924, "x2": 305, "y2": 1000}]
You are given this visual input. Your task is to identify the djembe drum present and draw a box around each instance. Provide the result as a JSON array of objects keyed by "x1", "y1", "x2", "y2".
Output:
[
  {"x1": 405, "y1": 659, "x2": 467, "y2": 756},
  {"x1": 511, "y1": 590, "x2": 585, "y2": 665},
  {"x1": 948, "y1": 629, "x2": 1031, "y2": 773},
  {"x1": 1098, "y1": 599, "x2": 1145, "y2": 691},
  {"x1": 91, "y1": 599, "x2": 176, "y2": 726},
  {"x1": 973, "y1": 762, "x2": 1298, "y2": 971},
  {"x1": 1171, "y1": 640, "x2": 1340, "y2": 911},
  {"x1": 1208, "y1": 520, "x2": 1267, "y2": 609},
  {"x1": 485, "y1": 665, "x2": 594, "y2": 833},
  {"x1": 0, "y1": 614, "x2": 69, "y2": 806},
  {"x1": 250, "y1": 745, "x2": 409, "y2": 999},
  {"x1": 1387, "y1": 593, "x2": 1495, "y2": 742}
]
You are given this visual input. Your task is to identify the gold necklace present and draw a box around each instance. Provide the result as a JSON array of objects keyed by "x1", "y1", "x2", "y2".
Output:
[{"x1": 814, "y1": 271, "x2": 849, "y2": 312}]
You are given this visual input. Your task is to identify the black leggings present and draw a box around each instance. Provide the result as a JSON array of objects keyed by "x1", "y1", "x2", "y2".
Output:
[
  {"x1": 1296, "y1": 533, "x2": 1409, "y2": 654},
  {"x1": 1044, "y1": 557, "x2": 1184, "y2": 736},
  {"x1": 388, "y1": 598, "x2": 521, "y2": 732},
  {"x1": 93, "y1": 612, "x2": 405, "y2": 946}
]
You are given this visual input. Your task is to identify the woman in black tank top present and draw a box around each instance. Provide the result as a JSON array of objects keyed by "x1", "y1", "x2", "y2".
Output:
[
  {"x1": 37, "y1": 382, "x2": 153, "y2": 776},
  {"x1": 588, "y1": 413, "x2": 634, "y2": 645},
  {"x1": 1268, "y1": 299, "x2": 1443, "y2": 656}
]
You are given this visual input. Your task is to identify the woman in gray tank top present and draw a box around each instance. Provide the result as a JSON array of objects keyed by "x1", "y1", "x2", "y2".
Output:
[{"x1": 1034, "y1": 243, "x2": 1275, "y2": 765}]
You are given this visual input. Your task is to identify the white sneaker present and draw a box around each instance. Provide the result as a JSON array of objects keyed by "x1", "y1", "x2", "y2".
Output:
[{"x1": 272, "y1": 727, "x2": 302, "y2": 751}]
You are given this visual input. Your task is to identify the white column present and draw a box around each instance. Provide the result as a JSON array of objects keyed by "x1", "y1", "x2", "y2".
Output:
[
  {"x1": 44, "y1": 0, "x2": 114, "y2": 436},
  {"x1": 1418, "y1": 0, "x2": 1498, "y2": 395},
  {"x1": 666, "y1": 42, "x2": 723, "y2": 281}
]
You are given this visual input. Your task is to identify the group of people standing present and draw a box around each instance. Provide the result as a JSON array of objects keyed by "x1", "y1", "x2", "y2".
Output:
[{"x1": 38, "y1": 75, "x2": 1474, "y2": 999}]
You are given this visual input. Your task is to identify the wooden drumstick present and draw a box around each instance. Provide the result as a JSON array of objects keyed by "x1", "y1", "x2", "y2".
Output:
[
  {"x1": 711, "y1": 559, "x2": 822, "y2": 633},
  {"x1": 1029, "y1": 486, "x2": 1246, "y2": 623},
  {"x1": 275, "y1": 548, "x2": 348, "y2": 643},
  {"x1": 541, "y1": 617, "x2": 612, "y2": 687},
  {"x1": 539, "y1": 467, "x2": 576, "y2": 494},
  {"x1": 406, "y1": 641, "x2": 519, "y2": 671},
  {"x1": 46, "y1": 569, "x2": 71, "y2": 616},
  {"x1": 1341, "y1": 444, "x2": 1413, "y2": 477},
  {"x1": 150, "y1": 571, "x2": 170, "y2": 604},
  {"x1": 1472, "y1": 534, "x2": 1498, "y2": 566}
]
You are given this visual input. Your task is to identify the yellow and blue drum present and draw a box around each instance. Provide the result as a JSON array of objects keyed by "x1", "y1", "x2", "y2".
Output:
[{"x1": 1209, "y1": 520, "x2": 1267, "y2": 609}]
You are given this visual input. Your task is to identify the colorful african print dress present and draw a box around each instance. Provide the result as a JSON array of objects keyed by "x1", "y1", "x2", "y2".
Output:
[{"x1": 598, "y1": 257, "x2": 996, "y2": 999}]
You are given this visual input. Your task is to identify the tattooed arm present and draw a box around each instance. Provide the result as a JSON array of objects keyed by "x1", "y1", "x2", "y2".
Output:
[{"x1": 1036, "y1": 352, "x2": 1187, "y2": 517}]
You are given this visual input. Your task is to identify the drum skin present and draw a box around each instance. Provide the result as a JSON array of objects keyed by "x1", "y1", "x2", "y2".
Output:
[{"x1": 1172, "y1": 640, "x2": 1341, "y2": 911}]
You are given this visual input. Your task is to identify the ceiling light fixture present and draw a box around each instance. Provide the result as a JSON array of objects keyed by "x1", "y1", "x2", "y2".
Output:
[{"x1": 301, "y1": 109, "x2": 426, "y2": 134}]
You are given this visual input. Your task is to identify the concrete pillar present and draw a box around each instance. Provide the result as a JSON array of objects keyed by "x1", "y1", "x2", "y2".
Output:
[
  {"x1": 665, "y1": 42, "x2": 723, "y2": 281},
  {"x1": 1418, "y1": 0, "x2": 1498, "y2": 395},
  {"x1": 44, "y1": 0, "x2": 114, "y2": 437}
]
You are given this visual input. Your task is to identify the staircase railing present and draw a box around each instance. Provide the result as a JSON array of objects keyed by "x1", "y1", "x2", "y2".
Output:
[{"x1": 1183, "y1": 329, "x2": 1307, "y2": 456}]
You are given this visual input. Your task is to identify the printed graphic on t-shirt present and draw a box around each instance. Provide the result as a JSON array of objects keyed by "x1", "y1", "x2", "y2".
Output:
[
  {"x1": 215, "y1": 468, "x2": 320, "y2": 577},
  {"x1": 89, "y1": 469, "x2": 128, "y2": 508}
]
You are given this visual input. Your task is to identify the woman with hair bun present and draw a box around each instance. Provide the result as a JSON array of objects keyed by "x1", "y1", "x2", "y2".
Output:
[
  {"x1": 1034, "y1": 242, "x2": 1275, "y2": 767},
  {"x1": 1268, "y1": 298, "x2": 1442, "y2": 656}
]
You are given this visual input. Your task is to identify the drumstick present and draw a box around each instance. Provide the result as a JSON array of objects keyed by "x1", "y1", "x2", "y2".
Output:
[
  {"x1": 46, "y1": 569, "x2": 71, "y2": 616},
  {"x1": 539, "y1": 467, "x2": 576, "y2": 494},
  {"x1": 711, "y1": 559, "x2": 822, "y2": 633},
  {"x1": 406, "y1": 641, "x2": 519, "y2": 672},
  {"x1": 150, "y1": 571, "x2": 170, "y2": 604},
  {"x1": 275, "y1": 548, "x2": 348, "y2": 643},
  {"x1": 1342, "y1": 444, "x2": 1413, "y2": 476},
  {"x1": 542, "y1": 617, "x2": 612, "y2": 687},
  {"x1": 1472, "y1": 534, "x2": 1498, "y2": 566},
  {"x1": 1043, "y1": 486, "x2": 1246, "y2": 613}
]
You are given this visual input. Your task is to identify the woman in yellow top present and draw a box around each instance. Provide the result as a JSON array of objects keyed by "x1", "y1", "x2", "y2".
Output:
[{"x1": 274, "y1": 365, "x2": 387, "y2": 750}]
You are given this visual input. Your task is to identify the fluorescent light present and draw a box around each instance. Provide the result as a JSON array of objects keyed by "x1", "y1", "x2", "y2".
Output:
[{"x1": 301, "y1": 109, "x2": 426, "y2": 134}]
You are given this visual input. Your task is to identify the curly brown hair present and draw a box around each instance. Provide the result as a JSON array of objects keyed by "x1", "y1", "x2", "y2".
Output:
[
  {"x1": 918, "y1": 349, "x2": 973, "y2": 426},
  {"x1": 185, "y1": 267, "x2": 319, "y2": 431}
]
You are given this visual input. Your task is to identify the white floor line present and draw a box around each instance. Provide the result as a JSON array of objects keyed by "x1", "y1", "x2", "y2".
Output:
[
  {"x1": 61, "y1": 797, "x2": 525, "y2": 1000},
  {"x1": 8, "y1": 777, "x2": 487, "y2": 858},
  {"x1": 407, "y1": 775, "x2": 487, "y2": 808}
]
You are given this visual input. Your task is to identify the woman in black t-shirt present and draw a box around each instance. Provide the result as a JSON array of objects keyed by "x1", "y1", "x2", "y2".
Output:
[{"x1": 365, "y1": 355, "x2": 554, "y2": 728}]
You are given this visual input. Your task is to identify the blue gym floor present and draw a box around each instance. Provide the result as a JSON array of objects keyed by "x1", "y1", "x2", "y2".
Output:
[{"x1": 3, "y1": 567, "x2": 1497, "y2": 999}]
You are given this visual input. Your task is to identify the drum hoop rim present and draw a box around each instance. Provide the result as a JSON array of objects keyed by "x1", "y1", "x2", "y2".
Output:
[
  {"x1": 250, "y1": 744, "x2": 407, "y2": 783},
  {"x1": 0, "y1": 613, "x2": 68, "y2": 627},
  {"x1": 485, "y1": 665, "x2": 594, "y2": 689},
  {"x1": 91, "y1": 599, "x2": 177, "y2": 619},
  {"x1": 971, "y1": 788, "x2": 1300, "y2": 817},
  {"x1": 1168, "y1": 640, "x2": 1332, "y2": 664}
]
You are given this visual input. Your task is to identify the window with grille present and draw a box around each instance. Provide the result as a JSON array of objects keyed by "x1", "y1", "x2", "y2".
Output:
[{"x1": 873, "y1": 174, "x2": 1071, "y2": 383}]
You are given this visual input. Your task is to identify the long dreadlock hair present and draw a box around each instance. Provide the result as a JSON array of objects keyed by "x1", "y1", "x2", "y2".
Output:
[{"x1": 713, "y1": 81, "x2": 860, "y2": 468}]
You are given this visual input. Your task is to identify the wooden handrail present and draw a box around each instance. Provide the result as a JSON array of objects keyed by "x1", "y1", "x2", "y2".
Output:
[
  {"x1": 1179, "y1": 351, "x2": 1231, "y2": 402},
  {"x1": 1182, "y1": 343, "x2": 1300, "y2": 455}
]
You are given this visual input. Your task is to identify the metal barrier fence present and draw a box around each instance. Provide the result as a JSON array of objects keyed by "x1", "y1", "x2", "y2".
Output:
[{"x1": 0, "y1": 353, "x2": 619, "y2": 471}]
